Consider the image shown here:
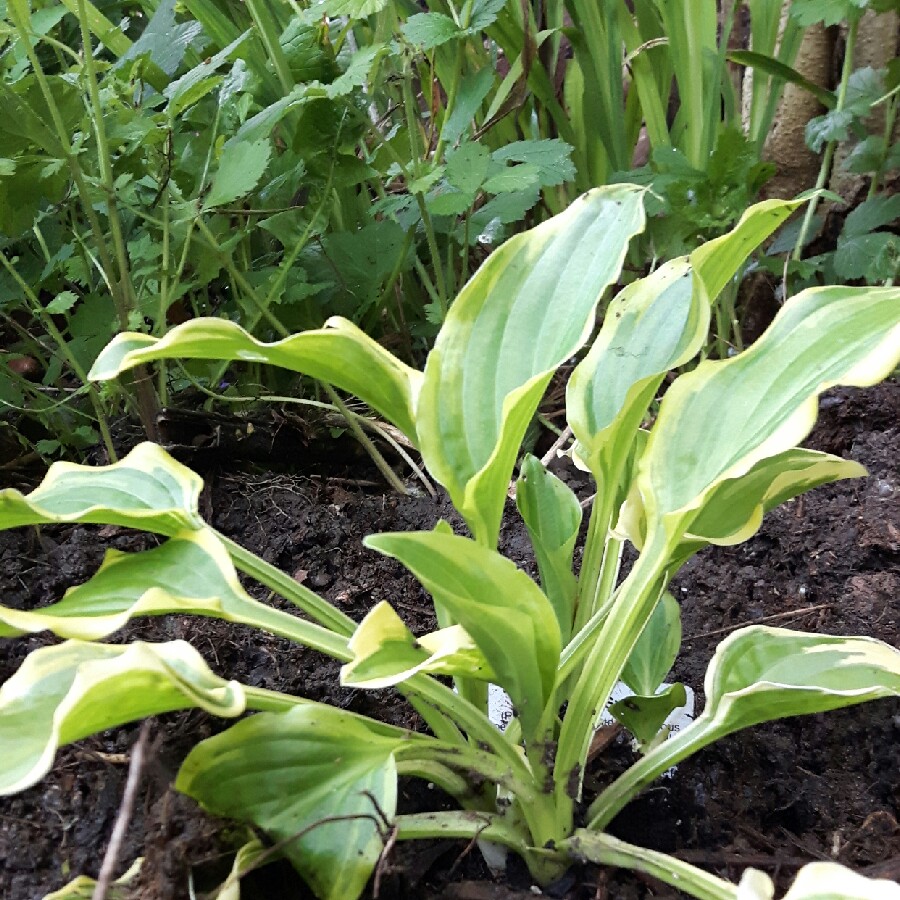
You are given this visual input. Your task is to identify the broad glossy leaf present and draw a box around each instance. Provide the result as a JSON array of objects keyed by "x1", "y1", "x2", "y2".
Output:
[
  {"x1": 618, "y1": 448, "x2": 866, "y2": 555},
  {"x1": 0, "y1": 640, "x2": 245, "y2": 795},
  {"x1": 782, "y1": 862, "x2": 900, "y2": 900},
  {"x1": 417, "y1": 185, "x2": 646, "y2": 545},
  {"x1": 638, "y1": 286, "x2": 900, "y2": 537},
  {"x1": 0, "y1": 442, "x2": 203, "y2": 535},
  {"x1": 588, "y1": 626, "x2": 900, "y2": 828},
  {"x1": 178, "y1": 705, "x2": 402, "y2": 900},
  {"x1": 366, "y1": 530, "x2": 561, "y2": 736},
  {"x1": 568, "y1": 198, "x2": 801, "y2": 483},
  {"x1": 620, "y1": 592, "x2": 680, "y2": 697},
  {"x1": 0, "y1": 530, "x2": 339, "y2": 654},
  {"x1": 90, "y1": 318, "x2": 422, "y2": 440},
  {"x1": 515, "y1": 455, "x2": 581, "y2": 639},
  {"x1": 341, "y1": 601, "x2": 495, "y2": 689}
]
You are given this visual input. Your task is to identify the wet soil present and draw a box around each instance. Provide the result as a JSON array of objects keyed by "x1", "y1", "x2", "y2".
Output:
[{"x1": 0, "y1": 382, "x2": 897, "y2": 900}]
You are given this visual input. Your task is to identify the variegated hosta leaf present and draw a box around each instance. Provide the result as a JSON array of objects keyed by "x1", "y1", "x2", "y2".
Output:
[
  {"x1": 588, "y1": 626, "x2": 900, "y2": 828},
  {"x1": 178, "y1": 705, "x2": 404, "y2": 900},
  {"x1": 0, "y1": 442, "x2": 203, "y2": 535},
  {"x1": 0, "y1": 529, "x2": 341, "y2": 655},
  {"x1": 638, "y1": 285, "x2": 900, "y2": 540},
  {"x1": 0, "y1": 640, "x2": 245, "y2": 795},
  {"x1": 89, "y1": 317, "x2": 422, "y2": 441},
  {"x1": 341, "y1": 601, "x2": 495, "y2": 689},
  {"x1": 781, "y1": 862, "x2": 900, "y2": 900},
  {"x1": 365, "y1": 529, "x2": 561, "y2": 738},
  {"x1": 42, "y1": 859, "x2": 142, "y2": 899},
  {"x1": 210, "y1": 837, "x2": 267, "y2": 900},
  {"x1": 568, "y1": 198, "x2": 801, "y2": 483},
  {"x1": 515, "y1": 454, "x2": 581, "y2": 640},
  {"x1": 417, "y1": 185, "x2": 647, "y2": 546},
  {"x1": 617, "y1": 448, "x2": 866, "y2": 556}
]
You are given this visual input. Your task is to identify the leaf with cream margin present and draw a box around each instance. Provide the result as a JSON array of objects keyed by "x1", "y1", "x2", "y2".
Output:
[
  {"x1": 515, "y1": 454, "x2": 581, "y2": 640},
  {"x1": 587, "y1": 626, "x2": 900, "y2": 828},
  {"x1": 616, "y1": 448, "x2": 866, "y2": 560},
  {"x1": 89, "y1": 318, "x2": 422, "y2": 441},
  {"x1": 341, "y1": 601, "x2": 495, "y2": 689},
  {"x1": 0, "y1": 442, "x2": 203, "y2": 535},
  {"x1": 0, "y1": 530, "x2": 344, "y2": 658},
  {"x1": 0, "y1": 640, "x2": 245, "y2": 795},
  {"x1": 568, "y1": 198, "x2": 802, "y2": 484},
  {"x1": 416, "y1": 185, "x2": 646, "y2": 546},
  {"x1": 781, "y1": 862, "x2": 900, "y2": 900},
  {"x1": 209, "y1": 836, "x2": 267, "y2": 900},
  {"x1": 637, "y1": 285, "x2": 900, "y2": 545},
  {"x1": 365, "y1": 529, "x2": 560, "y2": 738},
  {"x1": 42, "y1": 859, "x2": 142, "y2": 899},
  {"x1": 178, "y1": 705, "x2": 403, "y2": 900}
]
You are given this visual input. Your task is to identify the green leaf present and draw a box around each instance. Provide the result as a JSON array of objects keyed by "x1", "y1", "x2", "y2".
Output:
[
  {"x1": 842, "y1": 194, "x2": 900, "y2": 238},
  {"x1": 620, "y1": 592, "x2": 680, "y2": 698},
  {"x1": 482, "y1": 162, "x2": 542, "y2": 193},
  {"x1": 782, "y1": 862, "x2": 900, "y2": 900},
  {"x1": 445, "y1": 141, "x2": 490, "y2": 197},
  {"x1": 401, "y1": 12, "x2": 461, "y2": 49},
  {"x1": 165, "y1": 31, "x2": 250, "y2": 116},
  {"x1": 43, "y1": 859, "x2": 142, "y2": 899},
  {"x1": 569, "y1": 199, "x2": 802, "y2": 486},
  {"x1": 45, "y1": 290, "x2": 79, "y2": 314},
  {"x1": 0, "y1": 640, "x2": 245, "y2": 795},
  {"x1": 0, "y1": 529, "x2": 339, "y2": 654},
  {"x1": 805, "y1": 110, "x2": 854, "y2": 153},
  {"x1": 178, "y1": 705, "x2": 402, "y2": 900},
  {"x1": 0, "y1": 442, "x2": 204, "y2": 535},
  {"x1": 365, "y1": 530, "x2": 561, "y2": 736},
  {"x1": 440, "y1": 67, "x2": 494, "y2": 145},
  {"x1": 589, "y1": 627, "x2": 900, "y2": 829},
  {"x1": 89, "y1": 319, "x2": 422, "y2": 441},
  {"x1": 638, "y1": 285, "x2": 900, "y2": 539},
  {"x1": 417, "y1": 185, "x2": 646, "y2": 546},
  {"x1": 790, "y1": 0, "x2": 869, "y2": 27},
  {"x1": 468, "y1": 0, "x2": 508, "y2": 29},
  {"x1": 610, "y1": 683, "x2": 688, "y2": 749},
  {"x1": 515, "y1": 454, "x2": 581, "y2": 640},
  {"x1": 341, "y1": 601, "x2": 494, "y2": 688},
  {"x1": 833, "y1": 232, "x2": 899, "y2": 282},
  {"x1": 117, "y1": 0, "x2": 201, "y2": 77},
  {"x1": 492, "y1": 139, "x2": 576, "y2": 187},
  {"x1": 203, "y1": 139, "x2": 272, "y2": 209}
]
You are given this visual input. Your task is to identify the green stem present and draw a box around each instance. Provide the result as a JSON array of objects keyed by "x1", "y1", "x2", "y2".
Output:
[
  {"x1": 243, "y1": 684, "x2": 312, "y2": 713},
  {"x1": 563, "y1": 832, "x2": 741, "y2": 900},
  {"x1": 216, "y1": 531, "x2": 357, "y2": 636},
  {"x1": 394, "y1": 810, "x2": 527, "y2": 853},
  {"x1": 790, "y1": 17, "x2": 860, "y2": 270}
]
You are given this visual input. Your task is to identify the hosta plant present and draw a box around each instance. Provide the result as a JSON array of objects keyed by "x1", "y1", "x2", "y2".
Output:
[{"x1": 3, "y1": 186, "x2": 900, "y2": 900}]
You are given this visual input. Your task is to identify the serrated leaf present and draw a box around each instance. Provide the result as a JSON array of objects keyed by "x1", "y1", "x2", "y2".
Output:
[
  {"x1": 844, "y1": 66, "x2": 886, "y2": 116},
  {"x1": 165, "y1": 31, "x2": 250, "y2": 116},
  {"x1": 426, "y1": 189, "x2": 473, "y2": 217},
  {"x1": 178, "y1": 705, "x2": 402, "y2": 900},
  {"x1": 0, "y1": 442, "x2": 204, "y2": 535},
  {"x1": 365, "y1": 530, "x2": 560, "y2": 737},
  {"x1": 0, "y1": 640, "x2": 245, "y2": 795},
  {"x1": 834, "y1": 232, "x2": 899, "y2": 282},
  {"x1": 482, "y1": 162, "x2": 542, "y2": 193},
  {"x1": 805, "y1": 110, "x2": 854, "y2": 153},
  {"x1": 90, "y1": 319, "x2": 422, "y2": 441},
  {"x1": 341, "y1": 601, "x2": 494, "y2": 688},
  {"x1": 492, "y1": 139, "x2": 576, "y2": 187},
  {"x1": 203, "y1": 139, "x2": 272, "y2": 209},
  {"x1": 45, "y1": 290, "x2": 78, "y2": 314},
  {"x1": 401, "y1": 12, "x2": 461, "y2": 50},
  {"x1": 445, "y1": 141, "x2": 490, "y2": 196},
  {"x1": 842, "y1": 194, "x2": 900, "y2": 238},
  {"x1": 790, "y1": 0, "x2": 869, "y2": 27},
  {"x1": 468, "y1": 0, "x2": 508, "y2": 29},
  {"x1": 417, "y1": 185, "x2": 646, "y2": 546}
]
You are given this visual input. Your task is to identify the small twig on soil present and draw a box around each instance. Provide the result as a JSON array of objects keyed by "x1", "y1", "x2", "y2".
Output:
[
  {"x1": 372, "y1": 824, "x2": 400, "y2": 898},
  {"x1": 541, "y1": 425, "x2": 574, "y2": 466},
  {"x1": 92, "y1": 721, "x2": 151, "y2": 900},
  {"x1": 683, "y1": 603, "x2": 832, "y2": 642}
]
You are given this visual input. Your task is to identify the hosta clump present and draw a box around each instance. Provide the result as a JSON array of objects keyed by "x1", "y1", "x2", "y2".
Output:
[{"x1": 2, "y1": 186, "x2": 900, "y2": 900}]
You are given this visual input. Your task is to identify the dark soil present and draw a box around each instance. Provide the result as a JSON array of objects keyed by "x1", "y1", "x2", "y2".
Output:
[{"x1": 0, "y1": 382, "x2": 898, "y2": 900}]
